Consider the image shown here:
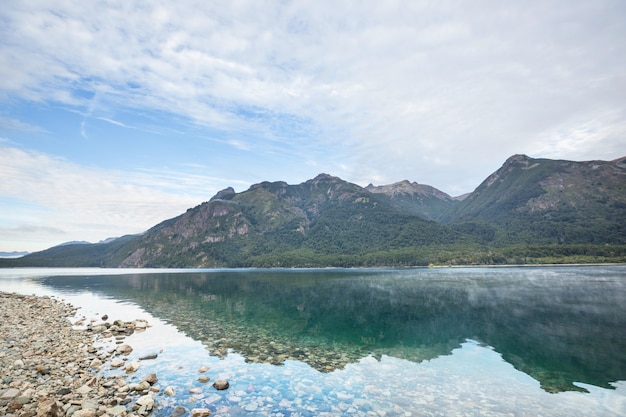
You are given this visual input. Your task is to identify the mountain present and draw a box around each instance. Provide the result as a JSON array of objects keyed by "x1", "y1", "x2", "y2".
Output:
[
  {"x1": 0, "y1": 251, "x2": 29, "y2": 258},
  {"x1": 116, "y1": 174, "x2": 463, "y2": 267},
  {"x1": 443, "y1": 154, "x2": 626, "y2": 245},
  {"x1": 2, "y1": 155, "x2": 625, "y2": 268},
  {"x1": 365, "y1": 180, "x2": 456, "y2": 220}
]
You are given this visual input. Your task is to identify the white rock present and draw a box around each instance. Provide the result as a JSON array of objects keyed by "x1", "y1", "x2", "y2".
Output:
[
  {"x1": 134, "y1": 319, "x2": 148, "y2": 329},
  {"x1": 136, "y1": 394, "x2": 154, "y2": 408},
  {"x1": 89, "y1": 358, "x2": 102, "y2": 368},
  {"x1": 190, "y1": 408, "x2": 211, "y2": 417},
  {"x1": 164, "y1": 386, "x2": 175, "y2": 396}
]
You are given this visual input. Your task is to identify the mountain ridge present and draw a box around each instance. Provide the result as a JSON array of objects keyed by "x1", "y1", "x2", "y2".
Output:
[{"x1": 2, "y1": 154, "x2": 625, "y2": 267}]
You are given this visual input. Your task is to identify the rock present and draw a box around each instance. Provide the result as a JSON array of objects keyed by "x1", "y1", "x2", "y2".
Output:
[
  {"x1": 76, "y1": 385, "x2": 92, "y2": 395},
  {"x1": 1, "y1": 388, "x2": 20, "y2": 399},
  {"x1": 139, "y1": 353, "x2": 158, "y2": 360},
  {"x1": 89, "y1": 358, "x2": 103, "y2": 368},
  {"x1": 110, "y1": 358, "x2": 125, "y2": 368},
  {"x1": 36, "y1": 398, "x2": 63, "y2": 417},
  {"x1": 80, "y1": 399, "x2": 99, "y2": 410},
  {"x1": 124, "y1": 360, "x2": 140, "y2": 373},
  {"x1": 72, "y1": 410, "x2": 96, "y2": 417},
  {"x1": 130, "y1": 381, "x2": 151, "y2": 392},
  {"x1": 164, "y1": 386, "x2": 175, "y2": 396},
  {"x1": 198, "y1": 365, "x2": 209, "y2": 373},
  {"x1": 136, "y1": 395, "x2": 154, "y2": 408},
  {"x1": 134, "y1": 320, "x2": 148, "y2": 329},
  {"x1": 198, "y1": 375, "x2": 210, "y2": 383},
  {"x1": 35, "y1": 365, "x2": 51, "y2": 375},
  {"x1": 101, "y1": 315, "x2": 108, "y2": 321},
  {"x1": 142, "y1": 373, "x2": 158, "y2": 385},
  {"x1": 108, "y1": 405, "x2": 126, "y2": 416},
  {"x1": 212, "y1": 380, "x2": 229, "y2": 390},
  {"x1": 170, "y1": 405, "x2": 186, "y2": 417},
  {"x1": 189, "y1": 387, "x2": 202, "y2": 394},
  {"x1": 7, "y1": 399, "x2": 23, "y2": 411},
  {"x1": 116, "y1": 344, "x2": 133, "y2": 355},
  {"x1": 190, "y1": 408, "x2": 211, "y2": 417}
]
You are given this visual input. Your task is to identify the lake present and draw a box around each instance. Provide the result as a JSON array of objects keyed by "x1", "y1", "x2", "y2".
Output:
[{"x1": 1, "y1": 266, "x2": 625, "y2": 416}]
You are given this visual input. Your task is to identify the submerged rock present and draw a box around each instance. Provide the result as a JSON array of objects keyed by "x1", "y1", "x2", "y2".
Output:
[
  {"x1": 142, "y1": 373, "x2": 159, "y2": 385},
  {"x1": 212, "y1": 380, "x2": 229, "y2": 390},
  {"x1": 191, "y1": 407, "x2": 211, "y2": 417},
  {"x1": 170, "y1": 405, "x2": 187, "y2": 417},
  {"x1": 139, "y1": 353, "x2": 159, "y2": 360}
]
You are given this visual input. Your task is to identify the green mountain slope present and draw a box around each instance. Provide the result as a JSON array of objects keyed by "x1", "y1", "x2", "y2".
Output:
[
  {"x1": 115, "y1": 174, "x2": 464, "y2": 267},
  {"x1": 443, "y1": 154, "x2": 626, "y2": 244}
]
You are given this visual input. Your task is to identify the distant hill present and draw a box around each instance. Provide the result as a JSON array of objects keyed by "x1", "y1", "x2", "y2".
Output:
[
  {"x1": 0, "y1": 251, "x2": 30, "y2": 258},
  {"x1": 2, "y1": 155, "x2": 625, "y2": 268}
]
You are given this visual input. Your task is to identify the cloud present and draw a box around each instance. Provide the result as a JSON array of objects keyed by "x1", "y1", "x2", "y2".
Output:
[
  {"x1": 0, "y1": 144, "x2": 231, "y2": 251},
  {"x1": 1, "y1": 0, "x2": 625, "y2": 197},
  {"x1": 0, "y1": 117, "x2": 47, "y2": 134}
]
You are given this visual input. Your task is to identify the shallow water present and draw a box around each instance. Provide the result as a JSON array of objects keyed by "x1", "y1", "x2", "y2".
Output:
[{"x1": 1, "y1": 266, "x2": 625, "y2": 416}]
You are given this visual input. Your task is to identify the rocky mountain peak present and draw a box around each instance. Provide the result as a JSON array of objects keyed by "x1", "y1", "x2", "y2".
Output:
[
  {"x1": 365, "y1": 180, "x2": 452, "y2": 201},
  {"x1": 210, "y1": 187, "x2": 236, "y2": 201}
]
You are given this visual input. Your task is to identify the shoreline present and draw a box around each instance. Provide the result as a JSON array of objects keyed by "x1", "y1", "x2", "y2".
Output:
[{"x1": 0, "y1": 291, "x2": 157, "y2": 417}]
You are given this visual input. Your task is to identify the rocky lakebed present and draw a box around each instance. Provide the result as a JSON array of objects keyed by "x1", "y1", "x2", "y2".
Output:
[{"x1": 0, "y1": 291, "x2": 227, "y2": 417}]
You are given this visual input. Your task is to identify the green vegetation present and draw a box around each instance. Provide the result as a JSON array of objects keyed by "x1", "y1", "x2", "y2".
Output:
[{"x1": 2, "y1": 156, "x2": 625, "y2": 268}]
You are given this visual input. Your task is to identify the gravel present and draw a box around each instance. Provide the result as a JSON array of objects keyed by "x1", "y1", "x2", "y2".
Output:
[{"x1": 0, "y1": 292, "x2": 156, "y2": 417}]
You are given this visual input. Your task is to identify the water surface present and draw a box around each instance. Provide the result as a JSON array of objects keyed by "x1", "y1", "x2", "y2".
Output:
[{"x1": 1, "y1": 266, "x2": 625, "y2": 416}]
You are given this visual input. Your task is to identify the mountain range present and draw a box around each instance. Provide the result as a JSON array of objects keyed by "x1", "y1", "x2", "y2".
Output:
[{"x1": 2, "y1": 154, "x2": 625, "y2": 268}]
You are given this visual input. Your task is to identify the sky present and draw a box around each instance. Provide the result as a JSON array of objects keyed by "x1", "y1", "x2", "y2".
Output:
[{"x1": 1, "y1": 0, "x2": 625, "y2": 252}]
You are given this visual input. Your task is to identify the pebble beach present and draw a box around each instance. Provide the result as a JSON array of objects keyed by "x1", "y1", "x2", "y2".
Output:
[{"x1": 0, "y1": 291, "x2": 184, "y2": 417}]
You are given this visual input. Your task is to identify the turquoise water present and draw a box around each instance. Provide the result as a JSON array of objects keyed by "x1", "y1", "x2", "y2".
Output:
[{"x1": 1, "y1": 266, "x2": 626, "y2": 416}]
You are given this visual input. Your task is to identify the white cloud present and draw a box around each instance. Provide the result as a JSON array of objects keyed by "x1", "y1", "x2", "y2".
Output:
[
  {"x1": 0, "y1": 144, "x2": 231, "y2": 251},
  {"x1": 0, "y1": 0, "x2": 625, "y2": 233}
]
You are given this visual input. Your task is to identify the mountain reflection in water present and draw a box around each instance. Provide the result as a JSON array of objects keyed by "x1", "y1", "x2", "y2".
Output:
[{"x1": 42, "y1": 266, "x2": 626, "y2": 393}]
